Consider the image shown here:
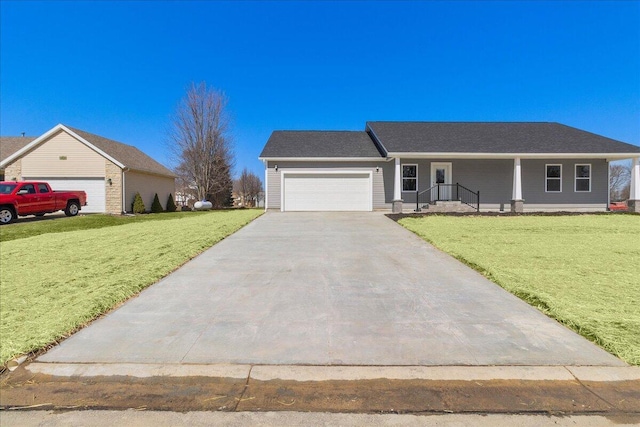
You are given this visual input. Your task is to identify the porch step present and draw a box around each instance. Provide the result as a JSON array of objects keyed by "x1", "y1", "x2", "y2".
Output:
[{"x1": 418, "y1": 200, "x2": 477, "y2": 213}]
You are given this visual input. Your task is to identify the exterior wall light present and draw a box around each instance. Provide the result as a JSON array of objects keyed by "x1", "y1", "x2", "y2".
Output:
[
  {"x1": 107, "y1": 178, "x2": 113, "y2": 186},
  {"x1": 376, "y1": 166, "x2": 379, "y2": 173},
  {"x1": 275, "y1": 165, "x2": 278, "y2": 172}
]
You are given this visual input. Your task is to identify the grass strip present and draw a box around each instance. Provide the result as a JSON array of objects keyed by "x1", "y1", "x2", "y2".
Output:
[
  {"x1": 0, "y1": 211, "x2": 214, "y2": 243},
  {"x1": 0, "y1": 209, "x2": 262, "y2": 365},
  {"x1": 398, "y1": 215, "x2": 640, "y2": 366}
]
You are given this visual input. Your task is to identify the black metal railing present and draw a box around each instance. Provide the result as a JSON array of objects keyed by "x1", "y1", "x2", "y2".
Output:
[{"x1": 415, "y1": 183, "x2": 480, "y2": 212}]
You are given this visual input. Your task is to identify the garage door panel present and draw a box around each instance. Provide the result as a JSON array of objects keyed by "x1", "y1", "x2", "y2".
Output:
[
  {"x1": 27, "y1": 178, "x2": 106, "y2": 213},
  {"x1": 283, "y1": 173, "x2": 371, "y2": 211}
]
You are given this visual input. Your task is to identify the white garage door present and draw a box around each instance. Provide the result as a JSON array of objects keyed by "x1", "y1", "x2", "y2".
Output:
[
  {"x1": 35, "y1": 178, "x2": 106, "y2": 213},
  {"x1": 283, "y1": 172, "x2": 371, "y2": 211}
]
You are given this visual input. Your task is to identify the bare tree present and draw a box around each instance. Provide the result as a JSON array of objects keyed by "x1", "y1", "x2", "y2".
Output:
[
  {"x1": 170, "y1": 82, "x2": 235, "y2": 208},
  {"x1": 610, "y1": 162, "x2": 631, "y2": 202},
  {"x1": 233, "y1": 168, "x2": 263, "y2": 207}
]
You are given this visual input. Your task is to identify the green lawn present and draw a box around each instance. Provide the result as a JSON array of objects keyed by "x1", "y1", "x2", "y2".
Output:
[
  {"x1": 0, "y1": 211, "x2": 215, "y2": 243},
  {"x1": 399, "y1": 214, "x2": 640, "y2": 365},
  {"x1": 0, "y1": 210, "x2": 262, "y2": 365}
]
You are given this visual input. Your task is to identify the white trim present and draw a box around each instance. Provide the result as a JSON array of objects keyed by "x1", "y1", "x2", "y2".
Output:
[
  {"x1": 607, "y1": 160, "x2": 611, "y2": 209},
  {"x1": 122, "y1": 168, "x2": 128, "y2": 214},
  {"x1": 401, "y1": 163, "x2": 418, "y2": 193},
  {"x1": 393, "y1": 158, "x2": 401, "y2": 200},
  {"x1": 631, "y1": 157, "x2": 640, "y2": 200},
  {"x1": 258, "y1": 157, "x2": 384, "y2": 162},
  {"x1": 263, "y1": 159, "x2": 268, "y2": 211},
  {"x1": 385, "y1": 152, "x2": 640, "y2": 160},
  {"x1": 259, "y1": 153, "x2": 640, "y2": 163},
  {"x1": 0, "y1": 124, "x2": 125, "y2": 169},
  {"x1": 430, "y1": 162, "x2": 452, "y2": 187},
  {"x1": 280, "y1": 170, "x2": 373, "y2": 212},
  {"x1": 512, "y1": 157, "x2": 523, "y2": 200},
  {"x1": 574, "y1": 163, "x2": 591, "y2": 192},
  {"x1": 545, "y1": 164, "x2": 562, "y2": 193}
]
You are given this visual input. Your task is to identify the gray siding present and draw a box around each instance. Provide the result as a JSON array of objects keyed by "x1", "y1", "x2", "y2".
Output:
[
  {"x1": 398, "y1": 158, "x2": 608, "y2": 211},
  {"x1": 266, "y1": 161, "x2": 392, "y2": 210},
  {"x1": 397, "y1": 159, "x2": 513, "y2": 208},
  {"x1": 521, "y1": 159, "x2": 608, "y2": 207},
  {"x1": 266, "y1": 158, "x2": 609, "y2": 212}
]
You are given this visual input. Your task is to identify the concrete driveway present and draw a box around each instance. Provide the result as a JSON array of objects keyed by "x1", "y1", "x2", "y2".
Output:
[{"x1": 40, "y1": 212, "x2": 624, "y2": 366}]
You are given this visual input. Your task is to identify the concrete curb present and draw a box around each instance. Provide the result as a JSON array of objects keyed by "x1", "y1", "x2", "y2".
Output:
[{"x1": 26, "y1": 362, "x2": 640, "y2": 382}]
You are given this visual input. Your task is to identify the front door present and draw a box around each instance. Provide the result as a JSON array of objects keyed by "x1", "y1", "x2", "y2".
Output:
[{"x1": 431, "y1": 163, "x2": 452, "y2": 200}]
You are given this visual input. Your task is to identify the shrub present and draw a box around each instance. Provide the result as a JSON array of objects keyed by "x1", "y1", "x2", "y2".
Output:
[
  {"x1": 151, "y1": 193, "x2": 164, "y2": 213},
  {"x1": 166, "y1": 193, "x2": 177, "y2": 212},
  {"x1": 131, "y1": 192, "x2": 146, "y2": 214}
]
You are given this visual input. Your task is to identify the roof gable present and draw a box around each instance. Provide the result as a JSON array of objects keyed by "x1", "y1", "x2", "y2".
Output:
[
  {"x1": 366, "y1": 122, "x2": 640, "y2": 155},
  {"x1": 1, "y1": 124, "x2": 175, "y2": 177}
]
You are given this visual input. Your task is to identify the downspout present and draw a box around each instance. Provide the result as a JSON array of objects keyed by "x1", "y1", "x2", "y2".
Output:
[
  {"x1": 263, "y1": 159, "x2": 268, "y2": 211},
  {"x1": 121, "y1": 167, "x2": 130, "y2": 214}
]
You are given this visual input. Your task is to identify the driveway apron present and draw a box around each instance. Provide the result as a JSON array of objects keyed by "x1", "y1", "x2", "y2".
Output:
[{"x1": 39, "y1": 212, "x2": 625, "y2": 366}]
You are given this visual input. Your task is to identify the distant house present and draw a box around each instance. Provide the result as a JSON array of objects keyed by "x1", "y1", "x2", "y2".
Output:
[
  {"x1": 259, "y1": 122, "x2": 640, "y2": 213},
  {"x1": 0, "y1": 124, "x2": 176, "y2": 214}
]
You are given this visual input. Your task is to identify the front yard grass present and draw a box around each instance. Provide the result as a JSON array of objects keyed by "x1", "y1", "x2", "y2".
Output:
[
  {"x1": 0, "y1": 211, "x2": 213, "y2": 243},
  {"x1": 399, "y1": 214, "x2": 640, "y2": 365},
  {"x1": 0, "y1": 209, "x2": 262, "y2": 366}
]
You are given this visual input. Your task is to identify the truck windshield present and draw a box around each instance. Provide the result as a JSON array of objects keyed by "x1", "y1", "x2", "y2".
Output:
[{"x1": 0, "y1": 184, "x2": 17, "y2": 194}]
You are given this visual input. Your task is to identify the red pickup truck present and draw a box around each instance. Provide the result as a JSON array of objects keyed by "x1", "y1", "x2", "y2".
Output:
[{"x1": 0, "y1": 181, "x2": 88, "y2": 224}]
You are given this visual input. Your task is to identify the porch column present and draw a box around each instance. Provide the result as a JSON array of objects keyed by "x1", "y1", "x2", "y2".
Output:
[
  {"x1": 511, "y1": 157, "x2": 524, "y2": 213},
  {"x1": 392, "y1": 157, "x2": 403, "y2": 213},
  {"x1": 629, "y1": 157, "x2": 640, "y2": 213}
]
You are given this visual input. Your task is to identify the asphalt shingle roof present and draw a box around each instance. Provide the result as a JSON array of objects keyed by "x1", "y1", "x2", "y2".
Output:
[
  {"x1": 1, "y1": 127, "x2": 175, "y2": 177},
  {"x1": 0, "y1": 136, "x2": 37, "y2": 162},
  {"x1": 65, "y1": 126, "x2": 176, "y2": 177},
  {"x1": 260, "y1": 131, "x2": 384, "y2": 158},
  {"x1": 366, "y1": 122, "x2": 640, "y2": 154}
]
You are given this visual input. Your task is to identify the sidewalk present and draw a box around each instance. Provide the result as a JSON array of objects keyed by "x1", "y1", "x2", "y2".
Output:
[
  {"x1": 2, "y1": 363, "x2": 638, "y2": 415},
  {"x1": 3, "y1": 411, "x2": 640, "y2": 427}
]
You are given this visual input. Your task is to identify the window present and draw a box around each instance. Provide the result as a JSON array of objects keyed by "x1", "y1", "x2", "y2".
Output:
[
  {"x1": 38, "y1": 183, "x2": 50, "y2": 193},
  {"x1": 545, "y1": 164, "x2": 562, "y2": 192},
  {"x1": 575, "y1": 164, "x2": 591, "y2": 192},
  {"x1": 402, "y1": 164, "x2": 417, "y2": 191},
  {"x1": 19, "y1": 184, "x2": 36, "y2": 194}
]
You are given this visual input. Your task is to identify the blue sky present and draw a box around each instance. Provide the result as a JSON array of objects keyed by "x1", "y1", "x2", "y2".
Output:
[{"x1": 1, "y1": 1, "x2": 639, "y2": 178}]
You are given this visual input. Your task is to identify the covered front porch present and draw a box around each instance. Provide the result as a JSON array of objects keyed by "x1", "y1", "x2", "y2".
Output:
[{"x1": 389, "y1": 156, "x2": 640, "y2": 213}]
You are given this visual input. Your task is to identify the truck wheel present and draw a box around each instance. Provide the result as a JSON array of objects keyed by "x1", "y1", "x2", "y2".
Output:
[
  {"x1": 0, "y1": 207, "x2": 15, "y2": 224},
  {"x1": 65, "y1": 201, "x2": 80, "y2": 217}
]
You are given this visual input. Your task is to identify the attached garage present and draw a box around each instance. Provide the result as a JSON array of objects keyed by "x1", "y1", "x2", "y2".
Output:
[
  {"x1": 282, "y1": 172, "x2": 372, "y2": 211},
  {"x1": 30, "y1": 178, "x2": 106, "y2": 213},
  {"x1": 1, "y1": 124, "x2": 176, "y2": 215}
]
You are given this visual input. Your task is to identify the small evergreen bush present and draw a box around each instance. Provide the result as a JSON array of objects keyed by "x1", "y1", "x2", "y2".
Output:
[
  {"x1": 131, "y1": 192, "x2": 146, "y2": 214},
  {"x1": 166, "y1": 193, "x2": 177, "y2": 212},
  {"x1": 151, "y1": 193, "x2": 164, "y2": 213}
]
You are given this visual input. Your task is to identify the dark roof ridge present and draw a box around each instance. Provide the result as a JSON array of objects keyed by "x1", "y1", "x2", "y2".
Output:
[
  {"x1": 271, "y1": 130, "x2": 367, "y2": 133},
  {"x1": 366, "y1": 120, "x2": 558, "y2": 124}
]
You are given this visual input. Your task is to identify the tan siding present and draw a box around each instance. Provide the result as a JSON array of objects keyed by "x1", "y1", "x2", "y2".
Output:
[
  {"x1": 125, "y1": 171, "x2": 176, "y2": 213},
  {"x1": 105, "y1": 160, "x2": 123, "y2": 214},
  {"x1": 21, "y1": 130, "x2": 105, "y2": 178}
]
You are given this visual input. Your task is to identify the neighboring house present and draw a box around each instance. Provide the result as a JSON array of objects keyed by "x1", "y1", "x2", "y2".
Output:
[
  {"x1": 0, "y1": 136, "x2": 36, "y2": 179},
  {"x1": 0, "y1": 124, "x2": 176, "y2": 214},
  {"x1": 259, "y1": 122, "x2": 640, "y2": 213}
]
